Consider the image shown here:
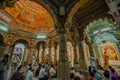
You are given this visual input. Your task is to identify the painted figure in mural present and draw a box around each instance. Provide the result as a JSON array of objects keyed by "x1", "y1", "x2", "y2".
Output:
[
  {"x1": 107, "y1": 48, "x2": 118, "y2": 60},
  {"x1": 103, "y1": 51, "x2": 109, "y2": 62}
]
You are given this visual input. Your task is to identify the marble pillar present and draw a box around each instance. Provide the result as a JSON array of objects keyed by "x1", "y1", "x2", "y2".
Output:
[
  {"x1": 88, "y1": 43, "x2": 97, "y2": 67},
  {"x1": 57, "y1": 29, "x2": 70, "y2": 80},
  {"x1": 48, "y1": 45, "x2": 52, "y2": 64},
  {"x1": 54, "y1": 44, "x2": 57, "y2": 64},
  {"x1": 41, "y1": 45, "x2": 45, "y2": 63},
  {"x1": 78, "y1": 41, "x2": 87, "y2": 71},
  {"x1": 23, "y1": 48, "x2": 28, "y2": 66},
  {"x1": 36, "y1": 47, "x2": 40, "y2": 63},
  {"x1": 27, "y1": 48, "x2": 33, "y2": 65},
  {"x1": 87, "y1": 42, "x2": 94, "y2": 56},
  {"x1": 106, "y1": 0, "x2": 120, "y2": 26},
  {"x1": 73, "y1": 44, "x2": 78, "y2": 64}
]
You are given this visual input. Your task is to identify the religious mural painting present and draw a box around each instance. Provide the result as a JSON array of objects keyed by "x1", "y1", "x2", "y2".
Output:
[{"x1": 100, "y1": 42, "x2": 120, "y2": 65}]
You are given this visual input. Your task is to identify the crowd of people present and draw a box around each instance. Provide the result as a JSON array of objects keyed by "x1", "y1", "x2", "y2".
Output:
[
  {"x1": 85, "y1": 64, "x2": 120, "y2": 80},
  {"x1": 70, "y1": 62, "x2": 120, "y2": 80},
  {"x1": 1, "y1": 53, "x2": 120, "y2": 80},
  {"x1": 11, "y1": 63, "x2": 57, "y2": 80}
]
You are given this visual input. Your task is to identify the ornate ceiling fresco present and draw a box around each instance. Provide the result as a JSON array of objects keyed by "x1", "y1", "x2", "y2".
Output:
[{"x1": 4, "y1": 0, "x2": 54, "y2": 33}]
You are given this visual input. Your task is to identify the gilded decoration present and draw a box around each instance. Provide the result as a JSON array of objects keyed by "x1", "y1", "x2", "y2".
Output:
[{"x1": 5, "y1": 0, "x2": 54, "y2": 33}]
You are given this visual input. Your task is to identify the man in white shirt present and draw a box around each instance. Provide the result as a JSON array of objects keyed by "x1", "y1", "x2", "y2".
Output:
[
  {"x1": 49, "y1": 64, "x2": 56, "y2": 78},
  {"x1": 25, "y1": 67, "x2": 34, "y2": 80},
  {"x1": 39, "y1": 65, "x2": 46, "y2": 80}
]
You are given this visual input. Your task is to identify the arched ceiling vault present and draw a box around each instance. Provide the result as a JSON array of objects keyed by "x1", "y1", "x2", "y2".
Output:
[{"x1": 2, "y1": 0, "x2": 55, "y2": 33}]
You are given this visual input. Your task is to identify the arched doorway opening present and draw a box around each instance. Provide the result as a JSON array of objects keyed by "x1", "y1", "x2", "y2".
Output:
[{"x1": 11, "y1": 39, "x2": 28, "y2": 69}]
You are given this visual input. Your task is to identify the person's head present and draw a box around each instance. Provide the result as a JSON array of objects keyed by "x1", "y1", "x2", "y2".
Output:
[
  {"x1": 111, "y1": 76, "x2": 116, "y2": 80},
  {"x1": 111, "y1": 68, "x2": 115, "y2": 73},
  {"x1": 42, "y1": 65, "x2": 45, "y2": 68},
  {"x1": 71, "y1": 67, "x2": 74, "y2": 70},
  {"x1": 19, "y1": 65, "x2": 22, "y2": 68},
  {"x1": 29, "y1": 64, "x2": 32, "y2": 67},
  {"x1": 31, "y1": 68, "x2": 34, "y2": 72},
  {"x1": 109, "y1": 66, "x2": 112, "y2": 69},
  {"x1": 93, "y1": 69, "x2": 96, "y2": 73},
  {"x1": 29, "y1": 67, "x2": 34, "y2": 72},
  {"x1": 29, "y1": 67, "x2": 32, "y2": 70},
  {"x1": 76, "y1": 62, "x2": 78, "y2": 65},
  {"x1": 88, "y1": 66, "x2": 92, "y2": 70},
  {"x1": 103, "y1": 70, "x2": 110, "y2": 78},
  {"x1": 51, "y1": 64, "x2": 54, "y2": 68},
  {"x1": 74, "y1": 76, "x2": 81, "y2": 80},
  {"x1": 70, "y1": 73, "x2": 74, "y2": 79},
  {"x1": 39, "y1": 63, "x2": 41, "y2": 67},
  {"x1": 99, "y1": 66, "x2": 103, "y2": 70},
  {"x1": 89, "y1": 72, "x2": 95, "y2": 77},
  {"x1": 17, "y1": 66, "x2": 22, "y2": 71}
]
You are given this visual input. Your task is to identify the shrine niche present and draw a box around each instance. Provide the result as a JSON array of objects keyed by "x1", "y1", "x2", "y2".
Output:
[
  {"x1": 3, "y1": 0, "x2": 54, "y2": 33},
  {"x1": 85, "y1": 18, "x2": 120, "y2": 66}
]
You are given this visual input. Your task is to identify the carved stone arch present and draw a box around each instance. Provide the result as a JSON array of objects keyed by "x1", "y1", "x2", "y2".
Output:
[
  {"x1": 31, "y1": 0, "x2": 58, "y2": 25},
  {"x1": 14, "y1": 39, "x2": 29, "y2": 47}
]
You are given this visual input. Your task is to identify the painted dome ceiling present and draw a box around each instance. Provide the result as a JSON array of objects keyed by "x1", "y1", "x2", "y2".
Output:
[{"x1": 4, "y1": 0, "x2": 54, "y2": 33}]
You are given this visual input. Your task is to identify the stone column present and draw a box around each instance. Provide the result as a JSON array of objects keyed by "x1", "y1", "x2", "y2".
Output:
[
  {"x1": 88, "y1": 44, "x2": 94, "y2": 56},
  {"x1": 54, "y1": 43, "x2": 58, "y2": 64},
  {"x1": 78, "y1": 41, "x2": 87, "y2": 71},
  {"x1": 27, "y1": 47, "x2": 33, "y2": 65},
  {"x1": 87, "y1": 43, "x2": 97, "y2": 67},
  {"x1": 106, "y1": 0, "x2": 120, "y2": 26},
  {"x1": 57, "y1": 28, "x2": 70, "y2": 80},
  {"x1": 41, "y1": 45, "x2": 45, "y2": 63},
  {"x1": 73, "y1": 44, "x2": 78, "y2": 64},
  {"x1": 48, "y1": 45, "x2": 52, "y2": 64},
  {"x1": 22, "y1": 47, "x2": 28, "y2": 66},
  {"x1": 36, "y1": 46, "x2": 40, "y2": 63}
]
